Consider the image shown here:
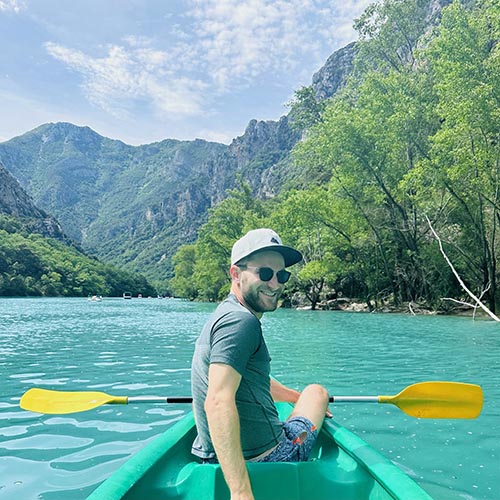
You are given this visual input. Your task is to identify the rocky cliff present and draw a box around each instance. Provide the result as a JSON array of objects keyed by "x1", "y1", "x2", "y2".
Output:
[{"x1": 312, "y1": 42, "x2": 358, "y2": 100}]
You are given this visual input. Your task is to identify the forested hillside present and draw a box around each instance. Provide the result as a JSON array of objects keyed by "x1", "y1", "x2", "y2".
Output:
[
  {"x1": 171, "y1": 0, "x2": 500, "y2": 313},
  {"x1": 0, "y1": 163, "x2": 155, "y2": 297},
  {"x1": 0, "y1": 216, "x2": 154, "y2": 297}
]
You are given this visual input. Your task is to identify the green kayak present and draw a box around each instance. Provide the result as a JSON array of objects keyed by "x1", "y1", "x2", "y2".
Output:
[{"x1": 87, "y1": 402, "x2": 433, "y2": 500}]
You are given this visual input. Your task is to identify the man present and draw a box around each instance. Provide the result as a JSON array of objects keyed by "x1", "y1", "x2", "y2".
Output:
[{"x1": 191, "y1": 228, "x2": 330, "y2": 500}]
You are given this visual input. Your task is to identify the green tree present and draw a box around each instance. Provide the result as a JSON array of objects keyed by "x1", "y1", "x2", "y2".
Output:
[
  {"x1": 287, "y1": 86, "x2": 326, "y2": 133},
  {"x1": 354, "y1": 0, "x2": 442, "y2": 72},
  {"x1": 410, "y1": 0, "x2": 500, "y2": 310},
  {"x1": 170, "y1": 245, "x2": 198, "y2": 300},
  {"x1": 294, "y1": 56, "x2": 440, "y2": 306},
  {"x1": 268, "y1": 188, "x2": 357, "y2": 308},
  {"x1": 171, "y1": 183, "x2": 264, "y2": 301}
]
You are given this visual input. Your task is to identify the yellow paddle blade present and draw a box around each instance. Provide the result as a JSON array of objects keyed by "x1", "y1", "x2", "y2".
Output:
[
  {"x1": 379, "y1": 381, "x2": 483, "y2": 419},
  {"x1": 20, "y1": 388, "x2": 128, "y2": 414}
]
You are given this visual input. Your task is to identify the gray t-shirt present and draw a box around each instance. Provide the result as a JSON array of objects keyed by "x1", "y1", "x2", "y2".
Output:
[{"x1": 191, "y1": 294, "x2": 283, "y2": 460}]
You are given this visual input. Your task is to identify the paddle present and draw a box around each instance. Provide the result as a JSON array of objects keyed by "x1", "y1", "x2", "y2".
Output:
[{"x1": 20, "y1": 381, "x2": 483, "y2": 418}]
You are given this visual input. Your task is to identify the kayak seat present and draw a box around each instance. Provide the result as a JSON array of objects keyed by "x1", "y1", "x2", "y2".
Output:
[
  {"x1": 167, "y1": 454, "x2": 377, "y2": 500},
  {"x1": 161, "y1": 428, "x2": 377, "y2": 500}
]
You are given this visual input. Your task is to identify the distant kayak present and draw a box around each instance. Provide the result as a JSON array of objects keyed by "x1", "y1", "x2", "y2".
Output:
[{"x1": 86, "y1": 402, "x2": 433, "y2": 500}]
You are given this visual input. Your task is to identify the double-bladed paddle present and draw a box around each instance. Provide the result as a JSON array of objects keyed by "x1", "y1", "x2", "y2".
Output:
[{"x1": 20, "y1": 381, "x2": 483, "y2": 419}]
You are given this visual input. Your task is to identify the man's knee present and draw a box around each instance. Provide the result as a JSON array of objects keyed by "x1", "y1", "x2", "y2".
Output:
[
  {"x1": 303, "y1": 384, "x2": 329, "y2": 404},
  {"x1": 291, "y1": 384, "x2": 330, "y2": 427}
]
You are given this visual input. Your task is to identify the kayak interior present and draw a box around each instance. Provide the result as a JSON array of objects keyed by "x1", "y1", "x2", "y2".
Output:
[{"x1": 87, "y1": 402, "x2": 433, "y2": 500}]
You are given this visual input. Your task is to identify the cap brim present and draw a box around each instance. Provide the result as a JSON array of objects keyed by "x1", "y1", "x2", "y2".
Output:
[{"x1": 248, "y1": 245, "x2": 303, "y2": 267}]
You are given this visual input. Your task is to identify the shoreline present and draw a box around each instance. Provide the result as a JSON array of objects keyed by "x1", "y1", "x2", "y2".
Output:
[
  {"x1": 291, "y1": 297, "x2": 490, "y2": 317},
  {"x1": 0, "y1": 295, "x2": 490, "y2": 318}
]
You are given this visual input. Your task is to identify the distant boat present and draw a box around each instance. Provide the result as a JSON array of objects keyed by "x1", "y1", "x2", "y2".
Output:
[
  {"x1": 123, "y1": 292, "x2": 132, "y2": 299},
  {"x1": 88, "y1": 295, "x2": 102, "y2": 302}
]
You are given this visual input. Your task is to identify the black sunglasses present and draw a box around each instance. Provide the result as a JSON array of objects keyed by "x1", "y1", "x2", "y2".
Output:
[{"x1": 239, "y1": 265, "x2": 291, "y2": 284}]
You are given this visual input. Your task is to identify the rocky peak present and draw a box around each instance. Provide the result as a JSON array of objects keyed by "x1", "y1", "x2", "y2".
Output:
[
  {"x1": 312, "y1": 42, "x2": 358, "y2": 100},
  {"x1": 229, "y1": 116, "x2": 298, "y2": 166}
]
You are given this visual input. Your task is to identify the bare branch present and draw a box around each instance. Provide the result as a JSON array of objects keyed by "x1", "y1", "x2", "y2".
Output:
[
  {"x1": 426, "y1": 215, "x2": 500, "y2": 322},
  {"x1": 442, "y1": 298, "x2": 475, "y2": 307}
]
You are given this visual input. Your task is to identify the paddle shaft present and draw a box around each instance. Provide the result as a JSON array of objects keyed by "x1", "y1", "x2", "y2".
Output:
[
  {"x1": 332, "y1": 396, "x2": 379, "y2": 403},
  {"x1": 125, "y1": 396, "x2": 376, "y2": 404},
  {"x1": 127, "y1": 396, "x2": 193, "y2": 404}
]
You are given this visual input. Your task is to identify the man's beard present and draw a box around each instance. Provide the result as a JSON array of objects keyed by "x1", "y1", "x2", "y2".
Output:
[{"x1": 242, "y1": 287, "x2": 280, "y2": 314}]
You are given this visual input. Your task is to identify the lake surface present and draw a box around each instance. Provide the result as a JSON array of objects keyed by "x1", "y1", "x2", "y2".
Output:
[{"x1": 0, "y1": 297, "x2": 498, "y2": 499}]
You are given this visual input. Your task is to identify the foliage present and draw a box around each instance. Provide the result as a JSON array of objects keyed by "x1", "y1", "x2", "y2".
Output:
[
  {"x1": 287, "y1": 86, "x2": 326, "y2": 132},
  {"x1": 170, "y1": 183, "x2": 265, "y2": 301},
  {"x1": 406, "y1": 0, "x2": 500, "y2": 310},
  {"x1": 0, "y1": 215, "x2": 155, "y2": 297}
]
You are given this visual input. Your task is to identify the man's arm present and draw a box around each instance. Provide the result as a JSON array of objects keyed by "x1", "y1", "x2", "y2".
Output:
[
  {"x1": 205, "y1": 363, "x2": 254, "y2": 500},
  {"x1": 270, "y1": 378, "x2": 300, "y2": 403}
]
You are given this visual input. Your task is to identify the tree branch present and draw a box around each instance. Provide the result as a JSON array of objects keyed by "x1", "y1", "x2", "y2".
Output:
[{"x1": 426, "y1": 215, "x2": 500, "y2": 322}]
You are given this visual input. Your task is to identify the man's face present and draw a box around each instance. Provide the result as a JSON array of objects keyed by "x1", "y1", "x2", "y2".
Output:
[{"x1": 237, "y1": 251, "x2": 287, "y2": 316}]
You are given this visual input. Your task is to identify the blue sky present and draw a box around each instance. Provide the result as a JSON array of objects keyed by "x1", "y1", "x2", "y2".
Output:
[{"x1": 0, "y1": 0, "x2": 372, "y2": 146}]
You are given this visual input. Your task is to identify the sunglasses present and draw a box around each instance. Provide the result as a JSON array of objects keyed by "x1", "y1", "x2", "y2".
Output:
[{"x1": 239, "y1": 266, "x2": 291, "y2": 284}]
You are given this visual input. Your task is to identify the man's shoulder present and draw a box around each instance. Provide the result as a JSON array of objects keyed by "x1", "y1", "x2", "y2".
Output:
[{"x1": 210, "y1": 295, "x2": 261, "y2": 338}]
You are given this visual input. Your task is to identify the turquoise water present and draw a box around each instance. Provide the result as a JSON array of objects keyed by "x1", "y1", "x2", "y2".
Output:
[{"x1": 0, "y1": 297, "x2": 498, "y2": 499}]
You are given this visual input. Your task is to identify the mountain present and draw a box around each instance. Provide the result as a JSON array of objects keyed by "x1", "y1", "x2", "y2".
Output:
[
  {"x1": 0, "y1": 114, "x2": 306, "y2": 283},
  {"x1": 0, "y1": 161, "x2": 156, "y2": 297},
  {"x1": 2, "y1": 0, "x2": 449, "y2": 284}
]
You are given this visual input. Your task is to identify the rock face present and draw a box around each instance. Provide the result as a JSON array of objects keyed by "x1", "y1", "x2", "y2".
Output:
[{"x1": 312, "y1": 42, "x2": 358, "y2": 100}]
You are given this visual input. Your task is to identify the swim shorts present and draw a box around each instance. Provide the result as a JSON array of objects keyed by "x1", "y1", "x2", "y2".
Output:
[{"x1": 255, "y1": 416, "x2": 318, "y2": 463}]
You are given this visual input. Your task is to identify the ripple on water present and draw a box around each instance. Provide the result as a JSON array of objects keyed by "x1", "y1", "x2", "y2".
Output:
[{"x1": 0, "y1": 434, "x2": 93, "y2": 451}]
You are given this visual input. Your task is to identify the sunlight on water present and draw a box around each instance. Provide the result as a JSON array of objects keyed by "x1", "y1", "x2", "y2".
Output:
[{"x1": 1, "y1": 298, "x2": 498, "y2": 499}]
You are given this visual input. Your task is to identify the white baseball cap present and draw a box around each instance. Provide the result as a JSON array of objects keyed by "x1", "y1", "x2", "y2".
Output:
[{"x1": 231, "y1": 228, "x2": 302, "y2": 267}]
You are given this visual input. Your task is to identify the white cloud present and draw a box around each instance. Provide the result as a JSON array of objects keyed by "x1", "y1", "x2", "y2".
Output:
[
  {"x1": 0, "y1": 0, "x2": 24, "y2": 12},
  {"x1": 44, "y1": 41, "x2": 207, "y2": 118},
  {"x1": 43, "y1": 1, "x2": 372, "y2": 122},
  {"x1": 186, "y1": 0, "x2": 372, "y2": 89}
]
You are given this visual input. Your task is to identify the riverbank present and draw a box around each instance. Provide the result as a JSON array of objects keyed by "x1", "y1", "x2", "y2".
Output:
[{"x1": 291, "y1": 295, "x2": 489, "y2": 317}]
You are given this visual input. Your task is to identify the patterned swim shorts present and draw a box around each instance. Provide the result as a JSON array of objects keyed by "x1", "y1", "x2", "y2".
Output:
[{"x1": 255, "y1": 416, "x2": 318, "y2": 463}]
